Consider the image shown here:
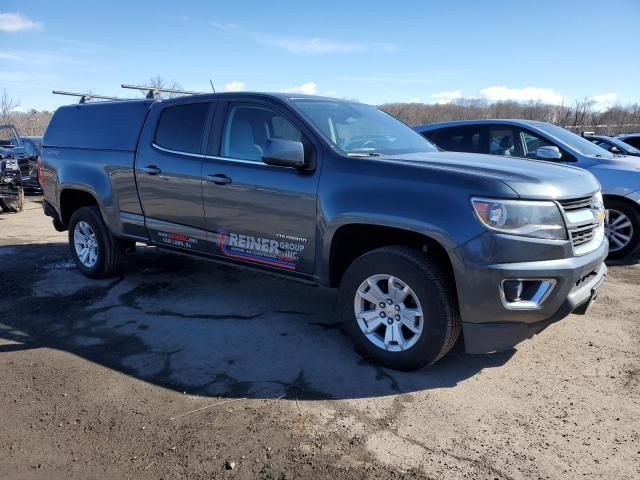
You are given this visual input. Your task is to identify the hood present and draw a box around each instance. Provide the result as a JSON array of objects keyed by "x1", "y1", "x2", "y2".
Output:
[{"x1": 381, "y1": 151, "x2": 600, "y2": 200}]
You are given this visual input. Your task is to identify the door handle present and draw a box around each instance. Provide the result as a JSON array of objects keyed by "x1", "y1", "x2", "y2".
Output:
[
  {"x1": 206, "y1": 174, "x2": 232, "y2": 185},
  {"x1": 142, "y1": 165, "x2": 162, "y2": 175}
]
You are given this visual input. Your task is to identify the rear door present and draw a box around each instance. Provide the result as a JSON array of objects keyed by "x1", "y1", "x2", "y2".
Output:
[
  {"x1": 135, "y1": 100, "x2": 213, "y2": 253},
  {"x1": 201, "y1": 100, "x2": 320, "y2": 275}
]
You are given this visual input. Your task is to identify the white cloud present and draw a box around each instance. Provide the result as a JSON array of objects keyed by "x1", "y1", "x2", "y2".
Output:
[
  {"x1": 340, "y1": 74, "x2": 429, "y2": 84},
  {"x1": 210, "y1": 22, "x2": 395, "y2": 55},
  {"x1": 281, "y1": 82, "x2": 317, "y2": 95},
  {"x1": 0, "y1": 12, "x2": 42, "y2": 32},
  {"x1": 0, "y1": 49, "x2": 79, "y2": 65},
  {"x1": 210, "y1": 20, "x2": 239, "y2": 30},
  {"x1": 224, "y1": 81, "x2": 246, "y2": 92},
  {"x1": 589, "y1": 92, "x2": 617, "y2": 111},
  {"x1": 408, "y1": 97, "x2": 422, "y2": 104},
  {"x1": 431, "y1": 89, "x2": 463, "y2": 104},
  {"x1": 0, "y1": 71, "x2": 58, "y2": 84},
  {"x1": 255, "y1": 34, "x2": 365, "y2": 54},
  {"x1": 479, "y1": 86, "x2": 564, "y2": 104},
  {"x1": 325, "y1": 90, "x2": 337, "y2": 96},
  {"x1": 0, "y1": 52, "x2": 19, "y2": 60}
]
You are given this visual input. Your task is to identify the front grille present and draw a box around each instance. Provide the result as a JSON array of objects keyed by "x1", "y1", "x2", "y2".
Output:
[
  {"x1": 570, "y1": 223, "x2": 596, "y2": 247},
  {"x1": 559, "y1": 196, "x2": 592, "y2": 211},
  {"x1": 558, "y1": 195, "x2": 600, "y2": 251}
]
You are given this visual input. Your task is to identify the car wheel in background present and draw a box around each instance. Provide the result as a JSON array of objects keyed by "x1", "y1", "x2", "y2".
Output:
[
  {"x1": 604, "y1": 199, "x2": 640, "y2": 259},
  {"x1": 0, "y1": 187, "x2": 24, "y2": 212},
  {"x1": 68, "y1": 206, "x2": 125, "y2": 278},
  {"x1": 339, "y1": 246, "x2": 460, "y2": 371}
]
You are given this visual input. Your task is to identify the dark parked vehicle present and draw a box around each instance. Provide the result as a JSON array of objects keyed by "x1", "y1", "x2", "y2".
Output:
[
  {"x1": 0, "y1": 125, "x2": 25, "y2": 212},
  {"x1": 41, "y1": 94, "x2": 607, "y2": 370},
  {"x1": 617, "y1": 133, "x2": 640, "y2": 150},
  {"x1": 416, "y1": 120, "x2": 640, "y2": 258},
  {"x1": 583, "y1": 133, "x2": 640, "y2": 157},
  {"x1": 19, "y1": 136, "x2": 43, "y2": 191}
]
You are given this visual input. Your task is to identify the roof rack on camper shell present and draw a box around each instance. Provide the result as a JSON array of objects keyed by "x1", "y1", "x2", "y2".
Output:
[
  {"x1": 52, "y1": 90, "x2": 125, "y2": 104},
  {"x1": 53, "y1": 84, "x2": 207, "y2": 104},
  {"x1": 120, "y1": 84, "x2": 206, "y2": 99}
]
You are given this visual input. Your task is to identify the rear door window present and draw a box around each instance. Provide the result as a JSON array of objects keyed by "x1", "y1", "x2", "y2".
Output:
[
  {"x1": 488, "y1": 126, "x2": 520, "y2": 157},
  {"x1": 430, "y1": 126, "x2": 484, "y2": 153},
  {"x1": 155, "y1": 102, "x2": 210, "y2": 154}
]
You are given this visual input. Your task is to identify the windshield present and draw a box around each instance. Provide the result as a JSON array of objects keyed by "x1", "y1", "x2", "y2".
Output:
[
  {"x1": 537, "y1": 123, "x2": 614, "y2": 158},
  {"x1": 0, "y1": 126, "x2": 20, "y2": 148},
  {"x1": 293, "y1": 100, "x2": 437, "y2": 156}
]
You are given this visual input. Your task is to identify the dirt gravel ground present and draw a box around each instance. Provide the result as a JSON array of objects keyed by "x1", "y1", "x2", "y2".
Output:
[{"x1": 1, "y1": 197, "x2": 639, "y2": 479}]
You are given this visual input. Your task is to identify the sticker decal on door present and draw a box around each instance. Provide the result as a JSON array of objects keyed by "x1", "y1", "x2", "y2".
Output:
[{"x1": 215, "y1": 229, "x2": 306, "y2": 270}]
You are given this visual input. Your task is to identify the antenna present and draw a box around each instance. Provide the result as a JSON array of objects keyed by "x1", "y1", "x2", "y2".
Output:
[
  {"x1": 121, "y1": 84, "x2": 205, "y2": 99},
  {"x1": 53, "y1": 90, "x2": 123, "y2": 104},
  {"x1": 209, "y1": 79, "x2": 216, "y2": 93}
]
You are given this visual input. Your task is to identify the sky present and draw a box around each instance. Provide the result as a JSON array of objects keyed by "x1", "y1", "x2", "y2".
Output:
[{"x1": 1, "y1": 0, "x2": 639, "y2": 112}]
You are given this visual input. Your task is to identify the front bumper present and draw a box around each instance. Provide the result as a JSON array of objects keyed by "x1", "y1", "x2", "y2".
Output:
[{"x1": 451, "y1": 231, "x2": 608, "y2": 354}]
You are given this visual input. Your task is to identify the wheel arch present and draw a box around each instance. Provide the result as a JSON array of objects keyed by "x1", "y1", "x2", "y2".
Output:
[
  {"x1": 326, "y1": 222, "x2": 457, "y2": 292},
  {"x1": 59, "y1": 187, "x2": 100, "y2": 227}
]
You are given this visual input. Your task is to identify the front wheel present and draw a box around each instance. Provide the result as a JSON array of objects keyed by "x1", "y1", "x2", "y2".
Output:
[
  {"x1": 604, "y1": 199, "x2": 640, "y2": 259},
  {"x1": 68, "y1": 206, "x2": 125, "y2": 278},
  {"x1": 338, "y1": 246, "x2": 460, "y2": 371}
]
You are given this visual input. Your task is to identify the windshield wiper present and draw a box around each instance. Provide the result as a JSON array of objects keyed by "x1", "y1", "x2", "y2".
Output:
[{"x1": 346, "y1": 152, "x2": 384, "y2": 157}]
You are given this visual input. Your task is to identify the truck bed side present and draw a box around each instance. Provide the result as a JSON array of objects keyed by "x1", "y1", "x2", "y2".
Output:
[{"x1": 42, "y1": 99, "x2": 154, "y2": 240}]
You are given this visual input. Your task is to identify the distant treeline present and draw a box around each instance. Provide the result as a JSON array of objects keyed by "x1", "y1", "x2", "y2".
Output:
[
  {"x1": 380, "y1": 98, "x2": 640, "y2": 135},
  {"x1": 3, "y1": 93, "x2": 640, "y2": 138},
  {"x1": 3, "y1": 110, "x2": 53, "y2": 137}
]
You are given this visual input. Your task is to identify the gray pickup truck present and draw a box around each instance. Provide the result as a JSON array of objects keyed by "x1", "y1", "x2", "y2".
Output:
[{"x1": 41, "y1": 93, "x2": 608, "y2": 370}]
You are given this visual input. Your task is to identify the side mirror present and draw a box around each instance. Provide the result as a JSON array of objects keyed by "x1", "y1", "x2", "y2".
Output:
[
  {"x1": 609, "y1": 146, "x2": 621, "y2": 153},
  {"x1": 262, "y1": 138, "x2": 305, "y2": 168},
  {"x1": 536, "y1": 145, "x2": 563, "y2": 160}
]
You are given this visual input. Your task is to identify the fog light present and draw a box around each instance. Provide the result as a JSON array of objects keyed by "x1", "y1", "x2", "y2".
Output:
[
  {"x1": 500, "y1": 279, "x2": 556, "y2": 310},
  {"x1": 503, "y1": 280, "x2": 524, "y2": 303}
]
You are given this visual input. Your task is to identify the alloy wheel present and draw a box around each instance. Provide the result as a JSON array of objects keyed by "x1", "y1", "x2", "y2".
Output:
[
  {"x1": 74, "y1": 221, "x2": 99, "y2": 268},
  {"x1": 605, "y1": 209, "x2": 634, "y2": 253},
  {"x1": 354, "y1": 274, "x2": 424, "y2": 352}
]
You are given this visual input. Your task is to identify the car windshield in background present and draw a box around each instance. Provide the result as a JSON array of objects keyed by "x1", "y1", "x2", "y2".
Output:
[
  {"x1": 538, "y1": 124, "x2": 615, "y2": 158},
  {"x1": 0, "y1": 127, "x2": 19, "y2": 148},
  {"x1": 293, "y1": 100, "x2": 438, "y2": 156}
]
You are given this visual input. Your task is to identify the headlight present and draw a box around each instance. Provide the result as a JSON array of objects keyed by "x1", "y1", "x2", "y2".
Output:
[
  {"x1": 471, "y1": 197, "x2": 567, "y2": 240},
  {"x1": 592, "y1": 191, "x2": 605, "y2": 223},
  {"x1": 4, "y1": 158, "x2": 19, "y2": 171}
]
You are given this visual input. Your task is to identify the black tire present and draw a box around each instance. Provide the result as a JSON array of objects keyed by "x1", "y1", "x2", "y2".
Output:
[
  {"x1": 68, "y1": 206, "x2": 125, "y2": 278},
  {"x1": 338, "y1": 246, "x2": 460, "y2": 371},
  {"x1": 0, "y1": 187, "x2": 24, "y2": 213},
  {"x1": 604, "y1": 198, "x2": 640, "y2": 259}
]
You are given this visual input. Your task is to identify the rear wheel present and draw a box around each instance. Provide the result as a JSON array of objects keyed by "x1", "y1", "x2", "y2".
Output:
[
  {"x1": 604, "y1": 199, "x2": 640, "y2": 259},
  {"x1": 68, "y1": 206, "x2": 125, "y2": 278},
  {"x1": 339, "y1": 246, "x2": 460, "y2": 371}
]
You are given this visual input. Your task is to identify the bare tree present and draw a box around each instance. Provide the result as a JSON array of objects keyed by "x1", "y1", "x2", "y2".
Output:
[
  {"x1": 139, "y1": 76, "x2": 184, "y2": 99},
  {"x1": 1, "y1": 89, "x2": 20, "y2": 124}
]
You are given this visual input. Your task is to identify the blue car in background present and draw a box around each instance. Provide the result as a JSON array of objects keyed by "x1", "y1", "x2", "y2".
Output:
[
  {"x1": 617, "y1": 133, "x2": 640, "y2": 151},
  {"x1": 415, "y1": 119, "x2": 640, "y2": 258},
  {"x1": 583, "y1": 133, "x2": 640, "y2": 157}
]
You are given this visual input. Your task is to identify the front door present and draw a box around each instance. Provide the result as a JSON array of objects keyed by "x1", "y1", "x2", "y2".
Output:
[
  {"x1": 136, "y1": 101, "x2": 212, "y2": 253},
  {"x1": 202, "y1": 101, "x2": 320, "y2": 275}
]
